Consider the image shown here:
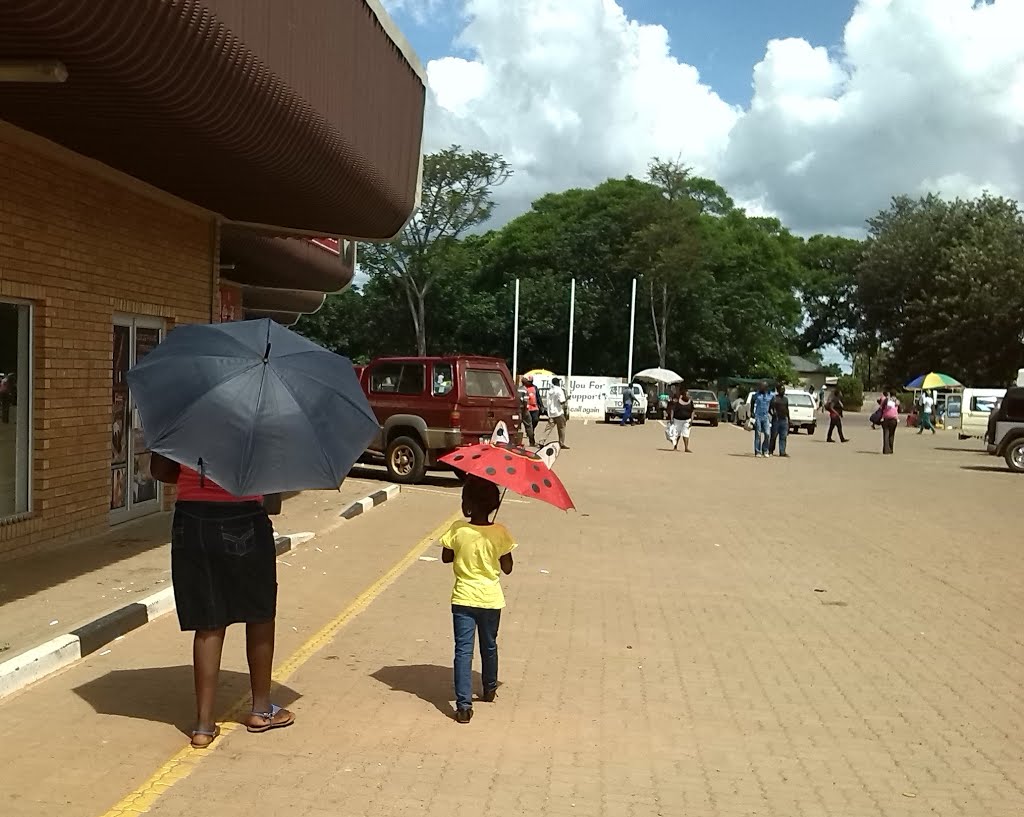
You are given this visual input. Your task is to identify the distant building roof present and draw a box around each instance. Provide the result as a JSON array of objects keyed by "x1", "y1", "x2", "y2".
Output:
[{"x1": 789, "y1": 355, "x2": 825, "y2": 374}]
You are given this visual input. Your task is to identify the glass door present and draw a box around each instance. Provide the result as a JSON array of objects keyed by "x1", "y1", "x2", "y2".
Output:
[{"x1": 111, "y1": 316, "x2": 163, "y2": 521}]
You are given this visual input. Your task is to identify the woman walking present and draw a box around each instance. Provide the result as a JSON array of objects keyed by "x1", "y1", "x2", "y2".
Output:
[
  {"x1": 667, "y1": 387, "x2": 695, "y2": 452},
  {"x1": 151, "y1": 454, "x2": 294, "y2": 748},
  {"x1": 826, "y1": 388, "x2": 849, "y2": 443},
  {"x1": 880, "y1": 390, "x2": 900, "y2": 454}
]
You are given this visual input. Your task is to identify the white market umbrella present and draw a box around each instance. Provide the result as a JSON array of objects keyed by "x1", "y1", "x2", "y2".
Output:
[{"x1": 633, "y1": 367, "x2": 683, "y2": 385}]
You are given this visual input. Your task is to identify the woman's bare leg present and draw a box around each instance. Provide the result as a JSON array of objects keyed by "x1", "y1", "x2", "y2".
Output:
[
  {"x1": 245, "y1": 619, "x2": 293, "y2": 729},
  {"x1": 246, "y1": 619, "x2": 276, "y2": 715},
  {"x1": 193, "y1": 628, "x2": 226, "y2": 744}
]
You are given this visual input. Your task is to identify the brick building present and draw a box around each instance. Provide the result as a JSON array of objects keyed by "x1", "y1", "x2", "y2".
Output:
[{"x1": 0, "y1": 0, "x2": 425, "y2": 557}]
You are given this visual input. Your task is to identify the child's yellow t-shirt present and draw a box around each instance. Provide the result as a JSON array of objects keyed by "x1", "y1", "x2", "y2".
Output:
[{"x1": 441, "y1": 521, "x2": 517, "y2": 609}]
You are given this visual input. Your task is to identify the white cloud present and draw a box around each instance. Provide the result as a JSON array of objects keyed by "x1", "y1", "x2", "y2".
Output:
[{"x1": 416, "y1": 0, "x2": 1024, "y2": 235}]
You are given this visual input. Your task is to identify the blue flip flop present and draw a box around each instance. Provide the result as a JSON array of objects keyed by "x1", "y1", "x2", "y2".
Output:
[{"x1": 247, "y1": 704, "x2": 295, "y2": 733}]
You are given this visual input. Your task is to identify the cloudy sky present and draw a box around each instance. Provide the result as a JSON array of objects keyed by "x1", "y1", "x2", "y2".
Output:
[{"x1": 381, "y1": 0, "x2": 1024, "y2": 237}]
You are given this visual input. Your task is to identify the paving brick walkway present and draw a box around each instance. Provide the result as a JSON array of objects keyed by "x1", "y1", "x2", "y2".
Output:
[{"x1": 2, "y1": 419, "x2": 1022, "y2": 816}]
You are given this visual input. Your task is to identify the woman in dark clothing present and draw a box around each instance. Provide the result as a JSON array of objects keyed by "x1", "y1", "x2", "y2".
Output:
[
  {"x1": 826, "y1": 388, "x2": 850, "y2": 443},
  {"x1": 667, "y1": 387, "x2": 695, "y2": 452},
  {"x1": 151, "y1": 453, "x2": 294, "y2": 748}
]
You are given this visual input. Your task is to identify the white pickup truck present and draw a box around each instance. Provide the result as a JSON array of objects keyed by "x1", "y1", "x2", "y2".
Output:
[{"x1": 604, "y1": 382, "x2": 648, "y2": 424}]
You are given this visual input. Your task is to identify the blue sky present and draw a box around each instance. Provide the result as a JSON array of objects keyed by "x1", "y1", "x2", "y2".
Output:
[{"x1": 388, "y1": 0, "x2": 859, "y2": 106}]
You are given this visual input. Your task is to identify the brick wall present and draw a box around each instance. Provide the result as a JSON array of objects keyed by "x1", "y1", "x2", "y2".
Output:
[{"x1": 0, "y1": 130, "x2": 215, "y2": 558}]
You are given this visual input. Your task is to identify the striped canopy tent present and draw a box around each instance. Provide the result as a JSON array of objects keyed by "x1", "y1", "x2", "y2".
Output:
[{"x1": 905, "y1": 372, "x2": 963, "y2": 390}]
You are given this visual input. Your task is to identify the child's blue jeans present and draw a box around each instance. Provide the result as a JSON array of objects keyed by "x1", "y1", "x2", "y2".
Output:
[{"x1": 452, "y1": 604, "x2": 501, "y2": 710}]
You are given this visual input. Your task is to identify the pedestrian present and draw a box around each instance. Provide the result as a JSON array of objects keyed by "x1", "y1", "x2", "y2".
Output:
[
  {"x1": 826, "y1": 388, "x2": 850, "y2": 443},
  {"x1": 441, "y1": 475, "x2": 516, "y2": 724},
  {"x1": 517, "y1": 377, "x2": 536, "y2": 446},
  {"x1": 917, "y1": 391, "x2": 936, "y2": 435},
  {"x1": 150, "y1": 453, "x2": 293, "y2": 748},
  {"x1": 751, "y1": 381, "x2": 772, "y2": 457},
  {"x1": 621, "y1": 382, "x2": 634, "y2": 426},
  {"x1": 769, "y1": 384, "x2": 791, "y2": 458},
  {"x1": 819, "y1": 385, "x2": 827, "y2": 414},
  {"x1": 546, "y1": 377, "x2": 570, "y2": 449},
  {"x1": 522, "y1": 375, "x2": 541, "y2": 437},
  {"x1": 880, "y1": 390, "x2": 900, "y2": 454},
  {"x1": 667, "y1": 386, "x2": 695, "y2": 452}
]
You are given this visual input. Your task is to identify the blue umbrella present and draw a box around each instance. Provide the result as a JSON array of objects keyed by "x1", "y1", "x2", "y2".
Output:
[{"x1": 126, "y1": 318, "x2": 378, "y2": 497}]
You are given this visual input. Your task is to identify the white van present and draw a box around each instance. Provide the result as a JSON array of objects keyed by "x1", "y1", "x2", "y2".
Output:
[{"x1": 959, "y1": 388, "x2": 1005, "y2": 440}]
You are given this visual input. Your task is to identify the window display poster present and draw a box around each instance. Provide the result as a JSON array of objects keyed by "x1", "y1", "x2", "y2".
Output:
[
  {"x1": 111, "y1": 391, "x2": 127, "y2": 465},
  {"x1": 111, "y1": 465, "x2": 127, "y2": 510}
]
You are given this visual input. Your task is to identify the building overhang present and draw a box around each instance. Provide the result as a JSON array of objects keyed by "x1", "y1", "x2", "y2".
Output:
[{"x1": 0, "y1": 0, "x2": 426, "y2": 240}]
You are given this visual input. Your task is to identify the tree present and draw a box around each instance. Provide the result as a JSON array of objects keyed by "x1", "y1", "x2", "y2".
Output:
[
  {"x1": 857, "y1": 193, "x2": 1024, "y2": 385},
  {"x1": 359, "y1": 146, "x2": 512, "y2": 355},
  {"x1": 646, "y1": 157, "x2": 734, "y2": 215},
  {"x1": 796, "y1": 234, "x2": 863, "y2": 355}
]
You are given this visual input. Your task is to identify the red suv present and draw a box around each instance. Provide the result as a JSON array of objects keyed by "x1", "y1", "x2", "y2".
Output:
[{"x1": 359, "y1": 356, "x2": 522, "y2": 483}]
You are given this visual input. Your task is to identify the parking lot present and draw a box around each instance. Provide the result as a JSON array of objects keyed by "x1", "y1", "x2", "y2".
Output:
[{"x1": 2, "y1": 415, "x2": 1022, "y2": 817}]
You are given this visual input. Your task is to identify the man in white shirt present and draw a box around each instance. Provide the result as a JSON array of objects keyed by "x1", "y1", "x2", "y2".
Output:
[
  {"x1": 918, "y1": 392, "x2": 936, "y2": 434},
  {"x1": 545, "y1": 377, "x2": 570, "y2": 449}
]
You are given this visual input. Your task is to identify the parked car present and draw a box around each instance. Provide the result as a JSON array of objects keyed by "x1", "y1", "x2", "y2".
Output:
[
  {"x1": 603, "y1": 382, "x2": 647, "y2": 424},
  {"x1": 784, "y1": 390, "x2": 817, "y2": 434},
  {"x1": 958, "y1": 388, "x2": 1005, "y2": 440},
  {"x1": 359, "y1": 356, "x2": 522, "y2": 483},
  {"x1": 986, "y1": 386, "x2": 1024, "y2": 473},
  {"x1": 688, "y1": 389, "x2": 720, "y2": 426}
]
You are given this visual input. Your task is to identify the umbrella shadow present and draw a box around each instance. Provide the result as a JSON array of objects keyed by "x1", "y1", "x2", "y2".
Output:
[
  {"x1": 73, "y1": 665, "x2": 301, "y2": 736},
  {"x1": 372, "y1": 664, "x2": 485, "y2": 720}
]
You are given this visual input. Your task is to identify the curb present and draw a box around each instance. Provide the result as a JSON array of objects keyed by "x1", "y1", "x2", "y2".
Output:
[
  {"x1": 0, "y1": 485, "x2": 401, "y2": 701},
  {"x1": 339, "y1": 484, "x2": 400, "y2": 520}
]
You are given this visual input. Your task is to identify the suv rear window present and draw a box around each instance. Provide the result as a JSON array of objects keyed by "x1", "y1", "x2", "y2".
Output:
[
  {"x1": 787, "y1": 393, "x2": 813, "y2": 407},
  {"x1": 370, "y1": 363, "x2": 425, "y2": 395},
  {"x1": 465, "y1": 369, "x2": 510, "y2": 398},
  {"x1": 690, "y1": 390, "x2": 716, "y2": 402}
]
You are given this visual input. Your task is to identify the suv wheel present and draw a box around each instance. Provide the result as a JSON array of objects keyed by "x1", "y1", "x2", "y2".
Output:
[
  {"x1": 1005, "y1": 439, "x2": 1024, "y2": 473},
  {"x1": 386, "y1": 435, "x2": 427, "y2": 484}
]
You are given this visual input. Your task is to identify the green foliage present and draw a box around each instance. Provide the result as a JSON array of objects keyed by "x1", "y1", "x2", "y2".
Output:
[
  {"x1": 858, "y1": 193, "x2": 1024, "y2": 386},
  {"x1": 837, "y1": 374, "x2": 864, "y2": 411},
  {"x1": 359, "y1": 146, "x2": 512, "y2": 355}
]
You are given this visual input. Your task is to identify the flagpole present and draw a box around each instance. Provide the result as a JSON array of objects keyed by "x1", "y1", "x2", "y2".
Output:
[
  {"x1": 567, "y1": 278, "x2": 576, "y2": 385},
  {"x1": 627, "y1": 277, "x2": 637, "y2": 382},
  {"x1": 512, "y1": 278, "x2": 520, "y2": 379}
]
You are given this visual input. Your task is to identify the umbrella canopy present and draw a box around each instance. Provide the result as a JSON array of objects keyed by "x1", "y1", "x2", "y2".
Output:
[
  {"x1": 439, "y1": 433, "x2": 574, "y2": 512},
  {"x1": 126, "y1": 318, "x2": 379, "y2": 496},
  {"x1": 523, "y1": 368, "x2": 554, "y2": 377},
  {"x1": 633, "y1": 367, "x2": 683, "y2": 385},
  {"x1": 905, "y1": 372, "x2": 963, "y2": 390}
]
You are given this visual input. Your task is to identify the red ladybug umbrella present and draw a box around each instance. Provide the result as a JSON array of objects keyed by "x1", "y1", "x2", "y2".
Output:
[{"x1": 439, "y1": 434, "x2": 574, "y2": 512}]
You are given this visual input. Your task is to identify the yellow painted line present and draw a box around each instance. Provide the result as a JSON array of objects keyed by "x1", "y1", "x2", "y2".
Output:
[{"x1": 99, "y1": 511, "x2": 459, "y2": 817}]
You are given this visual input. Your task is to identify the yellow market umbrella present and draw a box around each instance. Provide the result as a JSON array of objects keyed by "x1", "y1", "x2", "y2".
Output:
[{"x1": 523, "y1": 368, "x2": 554, "y2": 377}]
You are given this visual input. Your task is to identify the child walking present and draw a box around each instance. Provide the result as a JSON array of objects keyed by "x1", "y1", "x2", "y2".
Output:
[{"x1": 441, "y1": 476, "x2": 516, "y2": 723}]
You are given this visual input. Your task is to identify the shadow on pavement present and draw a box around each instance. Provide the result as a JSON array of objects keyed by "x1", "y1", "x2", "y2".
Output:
[
  {"x1": 73, "y1": 665, "x2": 301, "y2": 736},
  {"x1": 934, "y1": 447, "x2": 986, "y2": 454},
  {"x1": 960, "y1": 465, "x2": 1011, "y2": 474},
  {"x1": 371, "y1": 663, "x2": 479, "y2": 720}
]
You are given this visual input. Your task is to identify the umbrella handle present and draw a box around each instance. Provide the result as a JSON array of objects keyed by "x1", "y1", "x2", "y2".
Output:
[{"x1": 492, "y1": 487, "x2": 508, "y2": 522}]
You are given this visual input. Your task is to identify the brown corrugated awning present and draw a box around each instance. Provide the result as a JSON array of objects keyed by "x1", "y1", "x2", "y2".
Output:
[
  {"x1": 0, "y1": 0, "x2": 425, "y2": 239},
  {"x1": 220, "y1": 227, "x2": 354, "y2": 294},
  {"x1": 239, "y1": 286, "x2": 327, "y2": 317}
]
